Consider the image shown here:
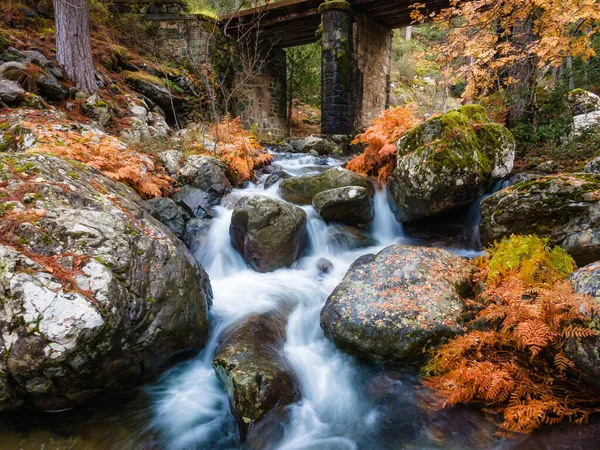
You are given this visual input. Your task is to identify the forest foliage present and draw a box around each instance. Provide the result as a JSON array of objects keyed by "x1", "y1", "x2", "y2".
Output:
[
  {"x1": 426, "y1": 235, "x2": 600, "y2": 434},
  {"x1": 347, "y1": 107, "x2": 420, "y2": 181}
]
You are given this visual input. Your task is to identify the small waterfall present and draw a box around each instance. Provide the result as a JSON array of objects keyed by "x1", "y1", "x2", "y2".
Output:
[
  {"x1": 369, "y1": 186, "x2": 403, "y2": 244},
  {"x1": 463, "y1": 179, "x2": 509, "y2": 250}
]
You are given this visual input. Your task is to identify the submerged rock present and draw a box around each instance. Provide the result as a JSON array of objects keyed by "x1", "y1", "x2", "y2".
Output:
[
  {"x1": 213, "y1": 311, "x2": 299, "y2": 440},
  {"x1": 279, "y1": 167, "x2": 374, "y2": 205},
  {"x1": 230, "y1": 195, "x2": 307, "y2": 272},
  {"x1": 327, "y1": 224, "x2": 378, "y2": 250},
  {"x1": 320, "y1": 245, "x2": 473, "y2": 362},
  {"x1": 565, "y1": 262, "x2": 600, "y2": 389},
  {"x1": 480, "y1": 174, "x2": 600, "y2": 266},
  {"x1": 388, "y1": 105, "x2": 515, "y2": 222},
  {"x1": 313, "y1": 186, "x2": 374, "y2": 224},
  {"x1": 0, "y1": 153, "x2": 212, "y2": 411},
  {"x1": 178, "y1": 155, "x2": 231, "y2": 205}
]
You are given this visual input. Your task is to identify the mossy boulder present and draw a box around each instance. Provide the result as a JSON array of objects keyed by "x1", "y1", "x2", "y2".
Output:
[
  {"x1": 568, "y1": 89, "x2": 600, "y2": 116},
  {"x1": 279, "y1": 167, "x2": 374, "y2": 205},
  {"x1": 480, "y1": 174, "x2": 600, "y2": 266},
  {"x1": 0, "y1": 153, "x2": 212, "y2": 411},
  {"x1": 320, "y1": 245, "x2": 473, "y2": 362},
  {"x1": 213, "y1": 310, "x2": 299, "y2": 440},
  {"x1": 230, "y1": 195, "x2": 307, "y2": 272},
  {"x1": 313, "y1": 186, "x2": 374, "y2": 224},
  {"x1": 564, "y1": 261, "x2": 600, "y2": 389},
  {"x1": 123, "y1": 70, "x2": 184, "y2": 115},
  {"x1": 388, "y1": 105, "x2": 515, "y2": 222}
]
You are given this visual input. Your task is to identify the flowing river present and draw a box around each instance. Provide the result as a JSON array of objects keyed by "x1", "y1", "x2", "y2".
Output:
[{"x1": 1, "y1": 152, "x2": 599, "y2": 449}]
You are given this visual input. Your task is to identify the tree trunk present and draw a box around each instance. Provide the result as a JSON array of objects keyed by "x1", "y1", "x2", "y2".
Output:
[
  {"x1": 566, "y1": 55, "x2": 575, "y2": 91},
  {"x1": 53, "y1": 0, "x2": 97, "y2": 94},
  {"x1": 405, "y1": 26, "x2": 412, "y2": 41},
  {"x1": 442, "y1": 60, "x2": 449, "y2": 113}
]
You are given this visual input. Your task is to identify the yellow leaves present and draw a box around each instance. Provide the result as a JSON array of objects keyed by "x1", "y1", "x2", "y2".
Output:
[{"x1": 347, "y1": 107, "x2": 419, "y2": 182}]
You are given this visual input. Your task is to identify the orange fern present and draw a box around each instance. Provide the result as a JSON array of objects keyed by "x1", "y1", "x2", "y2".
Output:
[
  {"x1": 426, "y1": 237, "x2": 600, "y2": 434},
  {"x1": 347, "y1": 107, "x2": 419, "y2": 181}
]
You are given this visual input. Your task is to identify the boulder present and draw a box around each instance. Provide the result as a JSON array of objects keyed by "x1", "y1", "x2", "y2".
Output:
[
  {"x1": 584, "y1": 156, "x2": 600, "y2": 175},
  {"x1": 480, "y1": 174, "x2": 600, "y2": 266},
  {"x1": 564, "y1": 261, "x2": 600, "y2": 389},
  {"x1": 279, "y1": 167, "x2": 374, "y2": 205},
  {"x1": 213, "y1": 311, "x2": 300, "y2": 440},
  {"x1": 184, "y1": 218, "x2": 212, "y2": 257},
  {"x1": 144, "y1": 197, "x2": 190, "y2": 239},
  {"x1": 36, "y1": 74, "x2": 68, "y2": 102},
  {"x1": 0, "y1": 62, "x2": 34, "y2": 92},
  {"x1": 327, "y1": 224, "x2": 377, "y2": 250},
  {"x1": 81, "y1": 93, "x2": 112, "y2": 128},
  {"x1": 574, "y1": 111, "x2": 600, "y2": 135},
  {"x1": 179, "y1": 155, "x2": 232, "y2": 205},
  {"x1": 123, "y1": 71, "x2": 184, "y2": 113},
  {"x1": 313, "y1": 186, "x2": 374, "y2": 224},
  {"x1": 230, "y1": 195, "x2": 307, "y2": 272},
  {"x1": 172, "y1": 184, "x2": 213, "y2": 219},
  {"x1": 291, "y1": 135, "x2": 338, "y2": 155},
  {"x1": 388, "y1": 105, "x2": 515, "y2": 222},
  {"x1": 0, "y1": 78, "x2": 24, "y2": 104},
  {"x1": 157, "y1": 149, "x2": 183, "y2": 177},
  {"x1": 264, "y1": 169, "x2": 291, "y2": 189},
  {"x1": 568, "y1": 89, "x2": 600, "y2": 116},
  {"x1": 320, "y1": 245, "x2": 473, "y2": 362},
  {"x1": 0, "y1": 153, "x2": 211, "y2": 411}
]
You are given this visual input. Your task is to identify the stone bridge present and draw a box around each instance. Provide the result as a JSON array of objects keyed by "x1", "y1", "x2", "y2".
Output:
[{"x1": 115, "y1": 0, "x2": 448, "y2": 139}]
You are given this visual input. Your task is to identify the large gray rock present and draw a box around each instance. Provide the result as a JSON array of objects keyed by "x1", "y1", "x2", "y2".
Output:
[
  {"x1": 388, "y1": 105, "x2": 515, "y2": 222},
  {"x1": 230, "y1": 195, "x2": 307, "y2": 272},
  {"x1": 313, "y1": 186, "x2": 374, "y2": 224},
  {"x1": 320, "y1": 245, "x2": 473, "y2": 362},
  {"x1": 178, "y1": 155, "x2": 232, "y2": 204},
  {"x1": 172, "y1": 184, "x2": 212, "y2": 219},
  {"x1": 289, "y1": 135, "x2": 338, "y2": 155},
  {"x1": 213, "y1": 311, "x2": 299, "y2": 440},
  {"x1": 0, "y1": 78, "x2": 24, "y2": 104},
  {"x1": 564, "y1": 262, "x2": 600, "y2": 389},
  {"x1": 144, "y1": 197, "x2": 190, "y2": 239},
  {"x1": 480, "y1": 174, "x2": 600, "y2": 266},
  {"x1": 157, "y1": 149, "x2": 183, "y2": 177},
  {"x1": 0, "y1": 62, "x2": 34, "y2": 92},
  {"x1": 36, "y1": 74, "x2": 68, "y2": 102},
  {"x1": 279, "y1": 167, "x2": 374, "y2": 205},
  {"x1": 568, "y1": 89, "x2": 600, "y2": 116},
  {"x1": 327, "y1": 224, "x2": 377, "y2": 250},
  {"x1": 123, "y1": 71, "x2": 184, "y2": 112},
  {"x1": 0, "y1": 153, "x2": 211, "y2": 411},
  {"x1": 584, "y1": 156, "x2": 600, "y2": 174}
]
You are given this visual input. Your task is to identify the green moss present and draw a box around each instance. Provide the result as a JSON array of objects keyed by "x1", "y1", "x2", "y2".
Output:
[
  {"x1": 318, "y1": 0, "x2": 352, "y2": 13},
  {"x1": 0, "y1": 202, "x2": 14, "y2": 217}
]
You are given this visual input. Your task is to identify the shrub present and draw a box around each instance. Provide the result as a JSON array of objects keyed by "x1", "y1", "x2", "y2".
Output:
[
  {"x1": 425, "y1": 235, "x2": 600, "y2": 434},
  {"x1": 347, "y1": 107, "x2": 420, "y2": 181}
]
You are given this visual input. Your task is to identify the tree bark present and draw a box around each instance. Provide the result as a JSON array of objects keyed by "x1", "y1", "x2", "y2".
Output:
[
  {"x1": 566, "y1": 55, "x2": 575, "y2": 91},
  {"x1": 53, "y1": 0, "x2": 97, "y2": 94},
  {"x1": 405, "y1": 26, "x2": 412, "y2": 41}
]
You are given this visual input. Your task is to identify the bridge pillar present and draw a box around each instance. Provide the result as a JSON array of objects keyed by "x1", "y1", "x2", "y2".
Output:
[{"x1": 319, "y1": 1, "x2": 355, "y2": 135}]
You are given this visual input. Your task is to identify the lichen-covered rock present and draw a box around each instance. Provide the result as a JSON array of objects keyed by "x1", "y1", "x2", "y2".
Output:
[
  {"x1": 320, "y1": 245, "x2": 473, "y2": 362},
  {"x1": 568, "y1": 89, "x2": 600, "y2": 116},
  {"x1": 584, "y1": 156, "x2": 600, "y2": 175},
  {"x1": 313, "y1": 186, "x2": 374, "y2": 224},
  {"x1": 144, "y1": 197, "x2": 190, "y2": 239},
  {"x1": 480, "y1": 174, "x2": 600, "y2": 266},
  {"x1": 279, "y1": 167, "x2": 374, "y2": 205},
  {"x1": 388, "y1": 105, "x2": 515, "y2": 222},
  {"x1": 0, "y1": 153, "x2": 211, "y2": 411},
  {"x1": 0, "y1": 78, "x2": 24, "y2": 104},
  {"x1": 178, "y1": 155, "x2": 232, "y2": 205},
  {"x1": 564, "y1": 262, "x2": 600, "y2": 389},
  {"x1": 289, "y1": 135, "x2": 338, "y2": 155},
  {"x1": 81, "y1": 93, "x2": 112, "y2": 128},
  {"x1": 213, "y1": 311, "x2": 299, "y2": 440},
  {"x1": 157, "y1": 149, "x2": 183, "y2": 177},
  {"x1": 230, "y1": 195, "x2": 307, "y2": 272},
  {"x1": 213, "y1": 312, "x2": 300, "y2": 440},
  {"x1": 123, "y1": 71, "x2": 183, "y2": 113}
]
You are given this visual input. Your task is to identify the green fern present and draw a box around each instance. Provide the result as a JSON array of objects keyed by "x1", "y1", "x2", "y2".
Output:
[{"x1": 486, "y1": 235, "x2": 576, "y2": 287}]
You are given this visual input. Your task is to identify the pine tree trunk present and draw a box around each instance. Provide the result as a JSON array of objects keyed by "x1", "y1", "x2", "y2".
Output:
[{"x1": 53, "y1": 0, "x2": 97, "y2": 94}]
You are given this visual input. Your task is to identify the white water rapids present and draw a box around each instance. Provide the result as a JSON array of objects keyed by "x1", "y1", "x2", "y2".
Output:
[{"x1": 145, "y1": 152, "x2": 493, "y2": 450}]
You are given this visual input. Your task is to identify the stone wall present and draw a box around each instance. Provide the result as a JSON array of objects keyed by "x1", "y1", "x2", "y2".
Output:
[
  {"x1": 354, "y1": 13, "x2": 392, "y2": 129},
  {"x1": 232, "y1": 47, "x2": 289, "y2": 140},
  {"x1": 147, "y1": 14, "x2": 215, "y2": 63}
]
